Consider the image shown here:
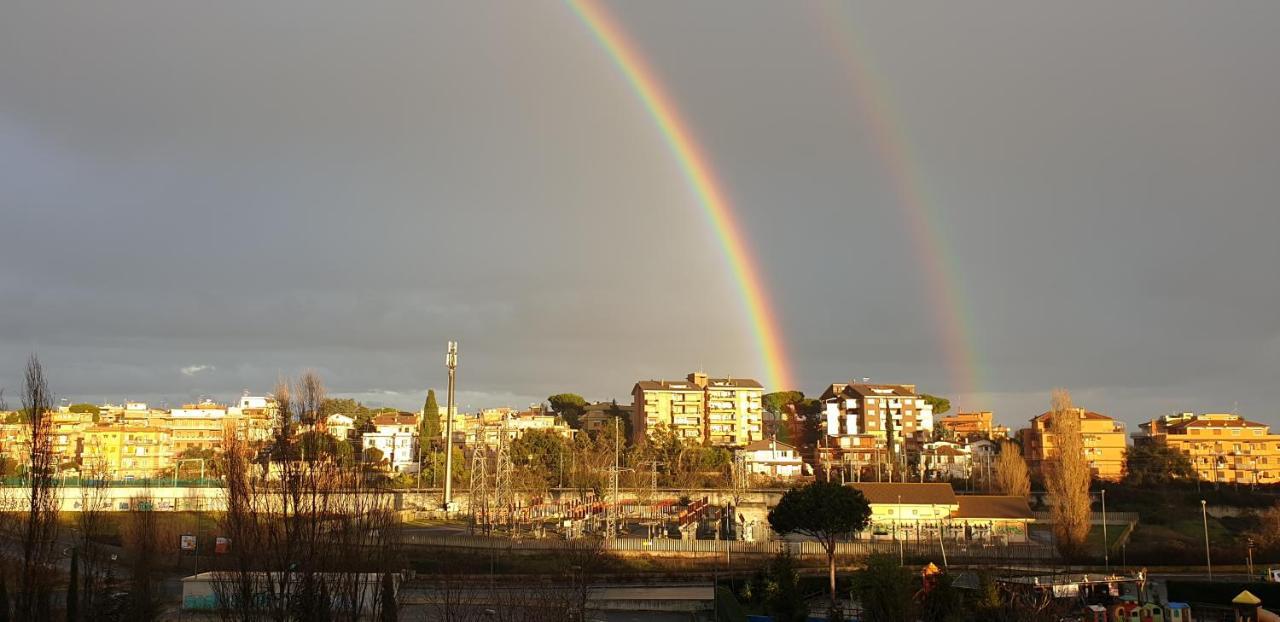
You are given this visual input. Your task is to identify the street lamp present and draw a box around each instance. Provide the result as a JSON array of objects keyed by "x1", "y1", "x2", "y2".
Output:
[
  {"x1": 1201, "y1": 499, "x2": 1212, "y2": 581},
  {"x1": 1101, "y1": 489, "x2": 1109, "y2": 573}
]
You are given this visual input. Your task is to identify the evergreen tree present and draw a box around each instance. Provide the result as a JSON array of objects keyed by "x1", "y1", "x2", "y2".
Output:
[{"x1": 421, "y1": 390, "x2": 441, "y2": 445}]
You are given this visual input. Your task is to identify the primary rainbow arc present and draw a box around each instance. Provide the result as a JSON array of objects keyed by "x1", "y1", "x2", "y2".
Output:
[{"x1": 566, "y1": 0, "x2": 796, "y2": 392}]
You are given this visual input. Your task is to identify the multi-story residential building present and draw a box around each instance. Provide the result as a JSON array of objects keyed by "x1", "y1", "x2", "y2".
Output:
[
  {"x1": 361, "y1": 413, "x2": 419, "y2": 473},
  {"x1": 816, "y1": 383, "x2": 935, "y2": 479},
  {"x1": 631, "y1": 372, "x2": 763, "y2": 447},
  {"x1": 1136, "y1": 412, "x2": 1280, "y2": 485},
  {"x1": 580, "y1": 402, "x2": 631, "y2": 436},
  {"x1": 165, "y1": 412, "x2": 230, "y2": 456},
  {"x1": 1018, "y1": 408, "x2": 1126, "y2": 481},
  {"x1": 937, "y1": 411, "x2": 1009, "y2": 441},
  {"x1": 80, "y1": 425, "x2": 174, "y2": 480}
]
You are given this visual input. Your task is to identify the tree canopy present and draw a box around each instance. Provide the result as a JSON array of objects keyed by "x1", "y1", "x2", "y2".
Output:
[
  {"x1": 68, "y1": 403, "x2": 100, "y2": 415},
  {"x1": 548, "y1": 393, "x2": 588, "y2": 428},
  {"x1": 768, "y1": 481, "x2": 872, "y2": 611},
  {"x1": 920, "y1": 394, "x2": 951, "y2": 416},
  {"x1": 1124, "y1": 442, "x2": 1196, "y2": 486},
  {"x1": 762, "y1": 391, "x2": 804, "y2": 417}
]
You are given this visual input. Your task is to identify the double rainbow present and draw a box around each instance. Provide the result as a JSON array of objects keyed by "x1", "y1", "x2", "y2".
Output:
[{"x1": 566, "y1": 0, "x2": 796, "y2": 392}]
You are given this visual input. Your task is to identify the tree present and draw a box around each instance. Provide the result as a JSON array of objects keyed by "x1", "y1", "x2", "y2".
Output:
[
  {"x1": 0, "y1": 572, "x2": 8, "y2": 622},
  {"x1": 67, "y1": 403, "x2": 99, "y2": 416},
  {"x1": 1124, "y1": 442, "x2": 1196, "y2": 486},
  {"x1": 920, "y1": 394, "x2": 951, "y2": 417},
  {"x1": 763, "y1": 551, "x2": 807, "y2": 622},
  {"x1": 1045, "y1": 389, "x2": 1090, "y2": 562},
  {"x1": 379, "y1": 572, "x2": 397, "y2": 622},
  {"x1": 421, "y1": 389, "x2": 441, "y2": 445},
  {"x1": 547, "y1": 394, "x2": 588, "y2": 428},
  {"x1": 993, "y1": 441, "x2": 1031, "y2": 498},
  {"x1": 768, "y1": 481, "x2": 872, "y2": 612},
  {"x1": 762, "y1": 391, "x2": 804, "y2": 417},
  {"x1": 851, "y1": 554, "x2": 914, "y2": 622},
  {"x1": 66, "y1": 547, "x2": 78, "y2": 622},
  {"x1": 214, "y1": 372, "x2": 401, "y2": 622},
  {"x1": 16, "y1": 354, "x2": 59, "y2": 621},
  {"x1": 510, "y1": 428, "x2": 570, "y2": 488}
]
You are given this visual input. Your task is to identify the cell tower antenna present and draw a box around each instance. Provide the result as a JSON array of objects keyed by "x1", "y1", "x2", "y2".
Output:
[{"x1": 443, "y1": 341, "x2": 459, "y2": 512}]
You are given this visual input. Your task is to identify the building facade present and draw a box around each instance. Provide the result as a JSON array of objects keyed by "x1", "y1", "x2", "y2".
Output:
[
  {"x1": 737, "y1": 439, "x2": 806, "y2": 480},
  {"x1": 1018, "y1": 408, "x2": 1126, "y2": 481},
  {"x1": 1136, "y1": 412, "x2": 1280, "y2": 485},
  {"x1": 631, "y1": 373, "x2": 763, "y2": 447},
  {"x1": 937, "y1": 411, "x2": 1010, "y2": 441},
  {"x1": 815, "y1": 383, "x2": 935, "y2": 480}
]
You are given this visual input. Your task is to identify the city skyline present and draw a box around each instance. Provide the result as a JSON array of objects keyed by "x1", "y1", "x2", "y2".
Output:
[{"x1": 4, "y1": 2, "x2": 1280, "y2": 430}]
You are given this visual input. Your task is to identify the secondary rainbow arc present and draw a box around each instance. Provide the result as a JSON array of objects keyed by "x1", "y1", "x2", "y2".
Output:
[
  {"x1": 815, "y1": 1, "x2": 983, "y2": 404},
  {"x1": 566, "y1": 0, "x2": 796, "y2": 392}
]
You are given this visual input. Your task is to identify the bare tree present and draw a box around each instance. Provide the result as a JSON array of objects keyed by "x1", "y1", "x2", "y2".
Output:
[
  {"x1": 74, "y1": 452, "x2": 114, "y2": 619},
  {"x1": 123, "y1": 493, "x2": 162, "y2": 622},
  {"x1": 16, "y1": 355, "x2": 59, "y2": 621},
  {"x1": 1045, "y1": 389, "x2": 1090, "y2": 562},
  {"x1": 993, "y1": 441, "x2": 1031, "y2": 498},
  {"x1": 213, "y1": 372, "x2": 402, "y2": 622}
]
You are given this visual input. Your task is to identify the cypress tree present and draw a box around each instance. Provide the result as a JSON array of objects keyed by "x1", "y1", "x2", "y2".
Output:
[{"x1": 421, "y1": 390, "x2": 441, "y2": 444}]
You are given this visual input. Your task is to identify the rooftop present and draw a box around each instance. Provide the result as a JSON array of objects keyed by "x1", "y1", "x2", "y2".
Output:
[{"x1": 849, "y1": 482, "x2": 957, "y2": 506}]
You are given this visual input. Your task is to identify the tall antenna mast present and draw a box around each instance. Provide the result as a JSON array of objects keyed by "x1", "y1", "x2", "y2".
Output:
[{"x1": 443, "y1": 341, "x2": 459, "y2": 512}]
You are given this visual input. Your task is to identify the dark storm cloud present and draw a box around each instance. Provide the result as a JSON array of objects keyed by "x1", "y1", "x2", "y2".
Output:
[{"x1": 2, "y1": 1, "x2": 1278, "y2": 430}]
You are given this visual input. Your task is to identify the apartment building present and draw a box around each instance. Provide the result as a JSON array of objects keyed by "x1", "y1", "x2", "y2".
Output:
[
  {"x1": 1018, "y1": 408, "x2": 1126, "y2": 481},
  {"x1": 361, "y1": 413, "x2": 420, "y2": 473},
  {"x1": 937, "y1": 411, "x2": 1009, "y2": 441},
  {"x1": 1137, "y1": 412, "x2": 1280, "y2": 485},
  {"x1": 581, "y1": 402, "x2": 631, "y2": 436},
  {"x1": 631, "y1": 372, "x2": 764, "y2": 447},
  {"x1": 814, "y1": 383, "x2": 934, "y2": 478},
  {"x1": 80, "y1": 425, "x2": 174, "y2": 480}
]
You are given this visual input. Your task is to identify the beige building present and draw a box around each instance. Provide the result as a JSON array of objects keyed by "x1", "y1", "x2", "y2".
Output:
[
  {"x1": 631, "y1": 372, "x2": 763, "y2": 447},
  {"x1": 1137, "y1": 412, "x2": 1280, "y2": 485},
  {"x1": 850, "y1": 482, "x2": 1032, "y2": 544},
  {"x1": 937, "y1": 411, "x2": 1009, "y2": 441},
  {"x1": 1018, "y1": 408, "x2": 1127, "y2": 481}
]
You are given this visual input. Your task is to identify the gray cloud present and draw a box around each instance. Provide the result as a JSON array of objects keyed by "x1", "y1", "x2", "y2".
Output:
[{"x1": 2, "y1": 1, "x2": 1279, "y2": 431}]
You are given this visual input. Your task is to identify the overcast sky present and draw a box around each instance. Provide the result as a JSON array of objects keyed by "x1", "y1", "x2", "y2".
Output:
[{"x1": 2, "y1": 2, "x2": 1278, "y2": 430}]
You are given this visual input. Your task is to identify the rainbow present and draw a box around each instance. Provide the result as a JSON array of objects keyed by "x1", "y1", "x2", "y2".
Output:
[
  {"x1": 565, "y1": 0, "x2": 796, "y2": 392},
  {"x1": 814, "y1": 1, "x2": 983, "y2": 405}
]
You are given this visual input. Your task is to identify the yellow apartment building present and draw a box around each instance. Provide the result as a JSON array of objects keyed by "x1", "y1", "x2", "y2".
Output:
[
  {"x1": 81, "y1": 425, "x2": 175, "y2": 480},
  {"x1": 1018, "y1": 408, "x2": 1127, "y2": 481},
  {"x1": 632, "y1": 373, "x2": 764, "y2": 447},
  {"x1": 1137, "y1": 412, "x2": 1280, "y2": 485}
]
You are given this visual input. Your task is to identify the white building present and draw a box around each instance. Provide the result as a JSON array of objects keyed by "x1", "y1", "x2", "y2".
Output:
[
  {"x1": 738, "y1": 439, "x2": 806, "y2": 479},
  {"x1": 361, "y1": 413, "x2": 419, "y2": 473},
  {"x1": 324, "y1": 413, "x2": 355, "y2": 441},
  {"x1": 920, "y1": 441, "x2": 971, "y2": 481}
]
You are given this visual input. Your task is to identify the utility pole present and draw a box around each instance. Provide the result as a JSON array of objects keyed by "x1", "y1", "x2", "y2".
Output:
[
  {"x1": 606, "y1": 416, "x2": 620, "y2": 538},
  {"x1": 443, "y1": 341, "x2": 458, "y2": 512}
]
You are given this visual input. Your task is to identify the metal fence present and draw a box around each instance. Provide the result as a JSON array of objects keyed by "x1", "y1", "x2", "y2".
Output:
[
  {"x1": 402, "y1": 534, "x2": 1056, "y2": 561},
  {"x1": 1033, "y1": 511, "x2": 1139, "y2": 524}
]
